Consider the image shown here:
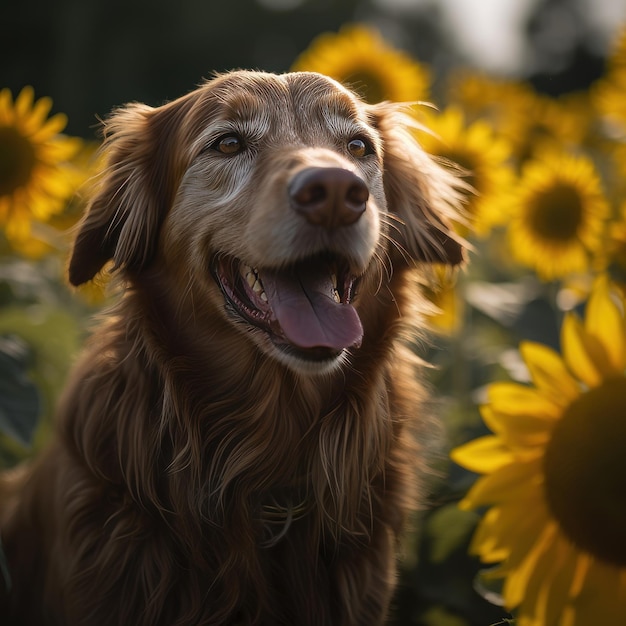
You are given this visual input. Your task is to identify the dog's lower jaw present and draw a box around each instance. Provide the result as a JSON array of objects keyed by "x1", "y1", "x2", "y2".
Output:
[
  {"x1": 262, "y1": 334, "x2": 353, "y2": 376},
  {"x1": 225, "y1": 310, "x2": 352, "y2": 376},
  {"x1": 211, "y1": 253, "x2": 365, "y2": 375}
]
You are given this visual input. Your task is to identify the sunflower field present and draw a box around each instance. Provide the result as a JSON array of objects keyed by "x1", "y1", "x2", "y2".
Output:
[{"x1": 2, "y1": 22, "x2": 626, "y2": 626}]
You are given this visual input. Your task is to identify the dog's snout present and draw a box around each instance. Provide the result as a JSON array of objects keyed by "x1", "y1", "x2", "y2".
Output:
[{"x1": 289, "y1": 167, "x2": 369, "y2": 230}]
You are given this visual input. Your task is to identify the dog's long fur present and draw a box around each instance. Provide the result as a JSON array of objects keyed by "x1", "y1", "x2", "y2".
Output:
[{"x1": 0, "y1": 71, "x2": 463, "y2": 625}]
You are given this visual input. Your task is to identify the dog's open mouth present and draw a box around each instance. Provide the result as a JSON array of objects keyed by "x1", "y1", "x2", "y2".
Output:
[{"x1": 212, "y1": 254, "x2": 363, "y2": 361}]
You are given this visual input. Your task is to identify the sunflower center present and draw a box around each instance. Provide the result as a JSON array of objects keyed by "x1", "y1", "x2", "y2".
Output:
[
  {"x1": 529, "y1": 183, "x2": 583, "y2": 242},
  {"x1": 344, "y1": 70, "x2": 386, "y2": 103},
  {"x1": 543, "y1": 378, "x2": 626, "y2": 566},
  {"x1": 0, "y1": 126, "x2": 36, "y2": 196}
]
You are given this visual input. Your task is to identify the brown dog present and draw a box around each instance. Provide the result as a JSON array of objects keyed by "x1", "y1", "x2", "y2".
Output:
[{"x1": 0, "y1": 70, "x2": 463, "y2": 625}]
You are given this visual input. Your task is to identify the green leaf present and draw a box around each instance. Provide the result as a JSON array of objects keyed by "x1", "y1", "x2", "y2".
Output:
[
  {"x1": 0, "y1": 335, "x2": 40, "y2": 446},
  {"x1": 0, "y1": 306, "x2": 82, "y2": 445},
  {"x1": 419, "y1": 605, "x2": 469, "y2": 626},
  {"x1": 426, "y1": 503, "x2": 479, "y2": 564}
]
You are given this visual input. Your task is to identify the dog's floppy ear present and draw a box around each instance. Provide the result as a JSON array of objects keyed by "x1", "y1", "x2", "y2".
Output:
[
  {"x1": 370, "y1": 103, "x2": 465, "y2": 266},
  {"x1": 68, "y1": 97, "x2": 194, "y2": 286}
]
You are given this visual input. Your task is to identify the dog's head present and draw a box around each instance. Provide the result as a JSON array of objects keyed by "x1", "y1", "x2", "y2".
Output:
[{"x1": 69, "y1": 71, "x2": 463, "y2": 373}]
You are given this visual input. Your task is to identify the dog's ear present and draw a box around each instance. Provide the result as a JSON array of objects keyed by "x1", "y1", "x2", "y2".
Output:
[
  {"x1": 370, "y1": 103, "x2": 465, "y2": 266},
  {"x1": 68, "y1": 97, "x2": 194, "y2": 286}
]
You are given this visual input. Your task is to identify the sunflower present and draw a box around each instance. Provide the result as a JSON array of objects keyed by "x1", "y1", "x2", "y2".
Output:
[
  {"x1": 593, "y1": 75, "x2": 626, "y2": 136},
  {"x1": 451, "y1": 275, "x2": 626, "y2": 625},
  {"x1": 446, "y1": 70, "x2": 535, "y2": 146},
  {"x1": 593, "y1": 27, "x2": 626, "y2": 135},
  {"x1": 507, "y1": 150, "x2": 609, "y2": 281},
  {"x1": 422, "y1": 265, "x2": 463, "y2": 335},
  {"x1": 602, "y1": 202, "x2": 626, "y2": 290},
  {"x1": 0, "y1": 86, "x2": 82, "y2": 244},
  {"x1": 291, "y1": 24, "x2": 430, "y2": 103},
  {"x1": 511, "y1": 92, "x2": 592, "y2": 161},
  {"x1": 447, "y1": 72, "x2": 592, "y2": 160},
  {"x1": 418, "y1": 105, "x2": 514, "y2": 237}
]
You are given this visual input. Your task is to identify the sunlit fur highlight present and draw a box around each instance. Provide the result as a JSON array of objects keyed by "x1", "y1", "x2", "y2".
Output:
[{"x1": 0, "y1": 70, "x2": 464, "y2": 626}]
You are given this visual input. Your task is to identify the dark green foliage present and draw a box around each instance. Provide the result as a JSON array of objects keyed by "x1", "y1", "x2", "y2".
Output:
[{"x1": 0, "y1": 335, "x2": 40, "y2": 448}]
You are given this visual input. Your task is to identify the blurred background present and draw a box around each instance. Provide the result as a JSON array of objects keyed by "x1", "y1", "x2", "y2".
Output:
[
  {"x1": 2, "y1": 0, "x2": 626, "y2": 625},
  {"x1": 3, "y1": 0, "x2": 624, "y2": 136}
]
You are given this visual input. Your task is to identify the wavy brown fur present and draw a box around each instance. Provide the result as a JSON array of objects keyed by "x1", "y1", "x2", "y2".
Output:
[{"x1": 0, "y1": 71, "x2": 464, "y2": 625}]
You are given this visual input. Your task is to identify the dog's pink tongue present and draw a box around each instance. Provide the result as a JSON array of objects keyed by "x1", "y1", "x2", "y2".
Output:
[{"x1": 262, "y1": 267, "x2": 363, "y2": 350}]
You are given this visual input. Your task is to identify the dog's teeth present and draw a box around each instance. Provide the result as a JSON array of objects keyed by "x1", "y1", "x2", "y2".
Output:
[
  {"x1": 240, "y1": 264, "x2": 266, "y2": 302},
  {"x1": 329, "y1": 270, "x2": 340, "y2": 301}
]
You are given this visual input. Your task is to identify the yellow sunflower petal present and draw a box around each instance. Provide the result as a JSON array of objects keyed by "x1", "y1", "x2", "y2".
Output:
[
  {"x1": 486, "y1": 382, "x2": 561, "y2": 419},
  {"x1": 539, "y1": 537, "x2": 579, "y2": 626},
  {"x1": 584, "y1": 275, "x2": 626, "y2": 372},
  {"x1": 23, "y1": 96, "x2": 54, "y2": 135},
  {"x1": 32, "y1": 166, "x2": 76, "y2": 197},
  {"x1": 480, "y1": 499, "x2": 551, "y2": 578},
  {"x1": 15, "y1": 86, "x2": 35, "y2": 119},
  {"x1": 562, "y1": 313, "x2": 613, "y2": 387},
  {"x1": 28, "y1": 192, "x2": 64, "y2": 221},
  {"x1": 503, "y1": 522, "x2": 557, "y2": 610},
  {"x1": 469, "y1": 507, "x2": 511, "y2": 562},
  {"x1": 470, "y1": 498, "x2": 545, "y2": 564},
  {"x1": 520, "y1": 341, "x2": 579, "y2": 405},
  {"x1": 0, "y1": 195, "x2": 11, "y2": 221},
  {"x1": 481, "y1": 405, "x2": 553, "y2": 449},
  {"x1": 4, "y1": 210, "x2": 31, "y2": 240},
  {"x1": 459, "y1": 457, "x2": 541, "y2": 510},
  {"x1": 30, "y1": 112, "x2": 68, "y2": 141},
  {"x1": 38, "y1": 136, "x2": 82, "y2": 161},
  {"x1": 450, "y1": 435, "x2": 515, "y2": 474},
  {"x1": 568, "y1": 559, "x2": 626, "y2": 625},
  {"x1": 515, "y1": 532, "x2": 570, "y2": 626},
  {"x1": 481, "y1": 383, "x2": 560, "y2": 449},
  {"x1": 0, "y1": 88, "x2": 13, "y2": 124}
]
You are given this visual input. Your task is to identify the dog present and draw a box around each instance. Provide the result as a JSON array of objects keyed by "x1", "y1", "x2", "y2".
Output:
[{"x1": 0, "y1": 70, "x2": 463, "y2": 625}]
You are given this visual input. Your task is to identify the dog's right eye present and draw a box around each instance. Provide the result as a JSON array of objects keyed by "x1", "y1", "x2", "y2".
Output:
[
  {"x1": 347, "y1": 137, "x2": 374, "y2": 158},
  {"x1": 210, "y1": 134, "x2": 245, "y2": 155}
]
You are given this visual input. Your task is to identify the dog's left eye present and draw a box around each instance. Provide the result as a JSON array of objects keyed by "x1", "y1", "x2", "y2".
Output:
[
  {"x1": 210, "y1": 134, "x2": 245, "y2": 155},
  {"x1": 347, "y1": 137, "x2": 373, "y2": 158}
]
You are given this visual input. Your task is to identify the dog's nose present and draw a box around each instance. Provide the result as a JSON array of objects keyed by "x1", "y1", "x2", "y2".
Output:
[{"x1": 289, "y1": 167, "x2": 369, "y2": 229}]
